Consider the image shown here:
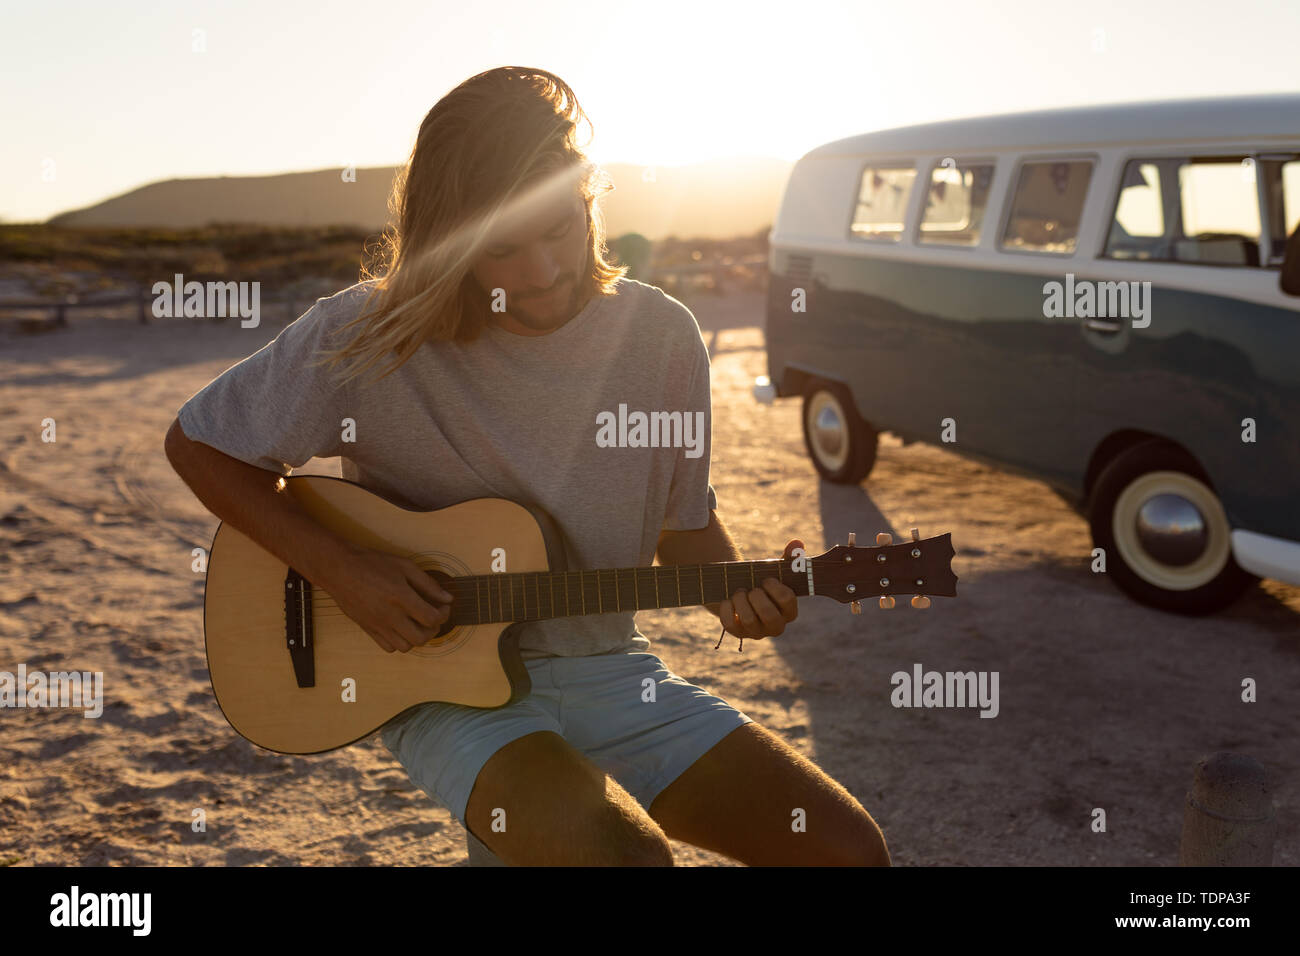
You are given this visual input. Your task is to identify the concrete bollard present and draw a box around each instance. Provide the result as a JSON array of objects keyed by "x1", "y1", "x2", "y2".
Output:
[{"x1": 1179, "y1": 752, "x2": 1275, "y2": 866}]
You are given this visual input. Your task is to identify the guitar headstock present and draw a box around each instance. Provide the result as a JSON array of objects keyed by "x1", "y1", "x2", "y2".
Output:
[{"x1": 805, "y1": 529, "x2": 957, "y2": 613}]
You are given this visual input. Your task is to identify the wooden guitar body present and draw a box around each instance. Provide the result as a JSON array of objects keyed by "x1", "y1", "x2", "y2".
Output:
[{"x1": 204, "y1": 475, "x2": 562, "y2": 754}]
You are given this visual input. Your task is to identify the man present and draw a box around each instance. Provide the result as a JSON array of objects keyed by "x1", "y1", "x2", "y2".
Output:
[{"x1": 164, "y1": 66, "x2": 889, "y2": 867}]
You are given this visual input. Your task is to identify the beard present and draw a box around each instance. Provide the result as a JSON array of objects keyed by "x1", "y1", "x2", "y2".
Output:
[{"x1": 508, "y1": 278, "x2": 574, "y2": 330}]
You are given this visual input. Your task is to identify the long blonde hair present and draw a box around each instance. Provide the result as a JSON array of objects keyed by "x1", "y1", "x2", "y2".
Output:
[{"x1": 318, "y1": 66, "x2": 627, "y2": 386}]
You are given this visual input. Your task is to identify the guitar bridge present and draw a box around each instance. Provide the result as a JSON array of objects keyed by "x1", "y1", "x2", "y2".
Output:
[{"x1": 284, "y1": 569, "x2": 315, "y2": 688}]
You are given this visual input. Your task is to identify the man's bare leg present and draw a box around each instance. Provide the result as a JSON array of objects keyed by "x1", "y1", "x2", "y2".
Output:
[
  {"x1": 464, "y1": 731, "x2": 674, "y2": 866},
  {"x1": 649, "y1": 723, "x2": 890, "y2": 866}
]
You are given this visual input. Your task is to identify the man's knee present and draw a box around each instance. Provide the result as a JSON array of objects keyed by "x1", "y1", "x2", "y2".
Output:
[
  {"x1": 856, "y1": 821, "x2": 891, "y2": 866},
  {"x1": 466, "y1": 731, "x2": 674, "y2": 866},
  {"x1": 577, "y1": 793, "x2": 675, "y2": 866},
  {"x1": 817, "y1": 801, "x2": 890, "y2": 866},
  {"x1": 607, "y1": 812, "x2": 675, "y2": 866},
  {"x1": 793, "y1": 811, "x2": 889, "y2": 866}
]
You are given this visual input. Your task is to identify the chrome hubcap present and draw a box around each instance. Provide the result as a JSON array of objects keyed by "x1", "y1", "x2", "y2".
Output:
[
  {"x1": 1112, "y1": 470, "x2": 1230, "y2": 591},
  {"x1": 1135, "y1": 493, "x2": 1208, "y2": 566},
  {"x1": 807, "y1": 391, "x2": 850, "y2": 470},
  {"x1": 813, "y1": 405, "x2": 844, "y2": 457}
]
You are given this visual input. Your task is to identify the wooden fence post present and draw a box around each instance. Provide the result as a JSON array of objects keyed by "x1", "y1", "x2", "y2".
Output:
[{"x1": 1179, "y1": 752, "x2": 1275, "y2": 866}]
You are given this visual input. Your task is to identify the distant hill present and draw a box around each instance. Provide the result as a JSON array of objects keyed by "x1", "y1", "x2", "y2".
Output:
[
  {"x1": 45, "y1": 158, "x2": 793, "y2": 241},
  {"x1": 47, "y1": 168, "x2": 396, "y2": 233}
]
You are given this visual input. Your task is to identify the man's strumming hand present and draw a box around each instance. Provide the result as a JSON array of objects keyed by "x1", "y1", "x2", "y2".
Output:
[{"x1": 313, "y1": 542, "x2": 453, "y2": 653}]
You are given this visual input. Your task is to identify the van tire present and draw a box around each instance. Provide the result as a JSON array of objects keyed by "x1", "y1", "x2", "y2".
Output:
[
  {"x1": 801, "y1": 381, "x2": 877, "y2": 484},
  {"x1": 1087, "y1": 441, "x2": 1256, "y2": 614}
]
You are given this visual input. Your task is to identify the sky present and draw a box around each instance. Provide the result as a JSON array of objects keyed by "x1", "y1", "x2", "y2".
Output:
[{"x1": 2, "y1": 0, "x2": 1298, "y2": 224}]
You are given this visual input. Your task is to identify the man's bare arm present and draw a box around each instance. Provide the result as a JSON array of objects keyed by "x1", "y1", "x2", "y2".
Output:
[
  {"x1": 163, "y1": 417, "x2": 353, "y2": 586},
  {"x1": 163, "y1": 417, "x2": 451, "y2": 653},
  {"x1": 655, "y1": 510, "x2": 740, "y2": 616}
]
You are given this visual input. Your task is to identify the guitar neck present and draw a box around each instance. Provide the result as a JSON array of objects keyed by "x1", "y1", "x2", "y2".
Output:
[{"x1": 444, "y1": 559, "x2": 810, "y2": 626}]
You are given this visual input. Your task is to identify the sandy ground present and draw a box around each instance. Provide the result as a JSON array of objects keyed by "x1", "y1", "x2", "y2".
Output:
[{"x1": 0, "y1": 288, "x2": 1296, "y2": 867}]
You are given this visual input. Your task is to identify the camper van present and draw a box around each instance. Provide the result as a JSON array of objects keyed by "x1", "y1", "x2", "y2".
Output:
[{"x1": 757, "y1": 93, "x2": 1300, "y2": 614}]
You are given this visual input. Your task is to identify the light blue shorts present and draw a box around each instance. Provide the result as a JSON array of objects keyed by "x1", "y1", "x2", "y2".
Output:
[{"x1": 379, "y1": 651, "x2": 753, "y2": 830}]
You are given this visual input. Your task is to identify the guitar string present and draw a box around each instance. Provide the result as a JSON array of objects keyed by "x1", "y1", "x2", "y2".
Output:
[
  {"x1": 273, "y1": 563, "x2": 801, "y2": 620},
  {"x1": 230, "y1": 557, "x2": 795, "y2": 597},
  {"x1": 207, "y1": 546, "x2": 933, "y2": 619},
  {"x1": 214, "y1": 558, "x2": 811, "y2": 623},
  {"x1": 206, "y1": 559, "x2": 934, "y2": 620}
]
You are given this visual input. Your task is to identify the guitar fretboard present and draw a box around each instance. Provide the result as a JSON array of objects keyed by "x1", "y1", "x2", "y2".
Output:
[{"x1": 444, "y1": 559, "x2": 810, "y2": 626}]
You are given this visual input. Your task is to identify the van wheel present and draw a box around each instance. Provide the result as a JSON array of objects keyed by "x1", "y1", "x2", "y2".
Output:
[
  {"x1": 1088, "y1": 441, "x2": 1256, "y2": 614},
  {"x1": 801, "y1": 381, "x2": 877, "y2": 483}
]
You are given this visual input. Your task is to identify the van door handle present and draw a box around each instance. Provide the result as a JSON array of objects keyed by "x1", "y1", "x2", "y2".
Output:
[{"x1": 1083, "y1": 317, "x2": 1123, "y2": 333}]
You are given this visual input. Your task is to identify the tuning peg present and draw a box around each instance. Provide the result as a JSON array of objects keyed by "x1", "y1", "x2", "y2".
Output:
[
  {"x1": 879, "y1": 596, "x2": 895, "y2": 609},
  {"x1": 911, "y1": 595, "x2": 931, "y2": 609},
  {"x1": 850, "y1": 600, "x2": 861, "y2": 614},
  {"x1": 847, "y1": 532, "x2": 856, "y2": 546},
  {"x1": 910, "y1": 528, "x2": 920, "y2": 542},
  {"x1": 876, "y1": 532, "x2": 892, "y2": 546}
]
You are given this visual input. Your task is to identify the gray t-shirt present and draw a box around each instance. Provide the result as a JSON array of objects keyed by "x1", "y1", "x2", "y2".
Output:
[{"x1": 177, "y1": 276, "x2": 717, "y2": 659}]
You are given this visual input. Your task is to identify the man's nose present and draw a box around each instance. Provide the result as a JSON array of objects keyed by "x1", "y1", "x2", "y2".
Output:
[{"x1": 518, "y1": 246, "x2": 561, "y2": 293}]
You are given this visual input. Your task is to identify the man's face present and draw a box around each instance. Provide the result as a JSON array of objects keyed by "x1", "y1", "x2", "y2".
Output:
[{"x1": 471, "y1": 189, "x2": 589, "y2": 336}]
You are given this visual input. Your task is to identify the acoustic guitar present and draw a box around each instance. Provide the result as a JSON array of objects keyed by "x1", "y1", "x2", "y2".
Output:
[{"x1": 203, "y1": 474, "x2": 957, "y2": 753}]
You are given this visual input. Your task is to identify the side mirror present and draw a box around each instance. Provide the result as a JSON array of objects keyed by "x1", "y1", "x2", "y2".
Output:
[{"x1": 1282, "y1": 224, "x2": 1300, "y2": 296}]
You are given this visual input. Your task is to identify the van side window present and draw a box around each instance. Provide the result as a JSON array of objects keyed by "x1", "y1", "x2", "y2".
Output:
[
  {"x1": 851, "y1": 165, "x2": 916, "y2": 241},
  {"x1": 919, "y1": 162, "x2": 995, "y2": 246},
  {"x1": 1260, "y1": 156, "x2": 1300, "y2": 266},
  {"x1": 1105, "y1": 156, "x2": 1272, "y2": 266},
  {"x1": 1176, "y1": 158, "x2": 1261, "y2": 266},
  {"x1": 1104, "y1": 161, "x2": 1166, "y2": 260},
  {"x1": 999, "y1": 160, "x2": 1093, "y2": 254}
]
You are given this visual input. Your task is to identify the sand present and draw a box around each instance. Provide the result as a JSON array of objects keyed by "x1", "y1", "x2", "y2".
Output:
[{"x1": 1, "y1": 289, "x2": 1296, "y2": 866}]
